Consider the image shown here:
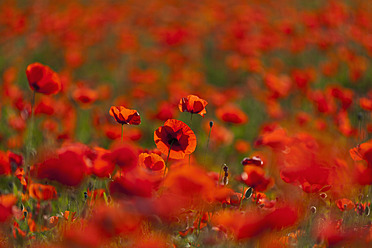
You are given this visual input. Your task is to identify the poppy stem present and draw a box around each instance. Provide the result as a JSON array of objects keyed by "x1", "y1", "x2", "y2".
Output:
[
  {"x1": 239, "y1": 186, "x2": 245, "y2": 210},
  {"x1": 121, "y1": 124, "x2": 124, "y2": 143},
  {"x1": 164, "y1": 140, "x2": 174, "y2": 177},
  {"x1": 26, "y1": 91, "x2": 36, "y2": 170},
  {"x1": 28, "y1": 90, "x2": 36, "y2": 148},
  {"x1": 204, "y1": 121, "x2": 213, "y2": 164},
  {"x1": 189, "y1": 114, "x2": 193, "y2": 166}
]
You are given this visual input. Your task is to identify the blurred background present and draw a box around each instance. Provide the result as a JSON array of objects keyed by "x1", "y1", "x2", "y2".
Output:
[{"x1": 0, "y1": 0, "x2": 371, "y2": 167}]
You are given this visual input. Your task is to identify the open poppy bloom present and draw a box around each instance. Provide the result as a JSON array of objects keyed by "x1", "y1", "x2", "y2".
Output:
[
  {"x1": 154, "y1": 119, "x2": 196, "y2": 159},
  {"x1": 138, "y1": 152, "x2": 166, "y2": 176},
  {"x1": 109, "y1": 106, "x2": 141, "y2": 125},
  {"x1": 29, "y1": 183, "x2": 57, "y2": 201},
  {"x1": 26, "y1": 62, "x2": 61, "y2": 95},
  {"x1": 238, "y1": 166, "x2": 274, "y2": 192},
  {"x1": 179, "y1": 95, "x2": 208, "y2": 117}
]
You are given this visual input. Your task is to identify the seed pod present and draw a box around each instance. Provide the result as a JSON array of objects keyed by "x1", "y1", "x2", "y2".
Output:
[{"x1": 310, "y1": 206, "x2": 317, "y2": 214}]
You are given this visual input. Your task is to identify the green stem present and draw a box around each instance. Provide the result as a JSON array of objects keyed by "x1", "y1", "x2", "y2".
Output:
[
  {"x1": 203, "y1": 123, "x2": 213, "y2": 164},
  {"x1": 189, "y1": 113, "x2": 193, "y2": 166},
  {"x1": 121, "y1": 124, "x2": 124, "y2": 143},
  {"x1": 164, "y1": 140, "x2": 174, "y2": 177},
  {"x1": 239, "y1": 186, "x2": 245, "y2": 210}
]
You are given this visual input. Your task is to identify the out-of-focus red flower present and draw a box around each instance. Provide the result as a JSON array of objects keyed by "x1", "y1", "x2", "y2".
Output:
[
  {"x1": 234, "y1": 140, "x2": 251, "y2": 154},
  {"x1": 8, "y1": 115, "x2": 26, "y2": 131},
  {"x1": 296, "y1": 112, "x2": 311, "y2": 126},
  {"x1": 109, "y1": 106, "x2": 141, "y2": 125},
  {"x1": 264, "y1": 73, "x2": 292, "y2": 99},
  {"x1": 212, "y1": 205, "x2": 299, "y2": 241},
  {"x1": 353, "y1": 163, "x2": 372, "y2": 185},
  {"x1": 276, "y1": 134, "x2": 333, "y2": 193},
  {"x1": 34, "y1": 96, "x2": 55, "y2": 116},
  {"x1": 350, "y1": 140, "x2": 372, "y2": 166},
  {"x1": 154, "y1": 119, "x2": 196, "y2": 159},
  {"x1": 255, "y1": 128, "x2": 291, "y2": 150},
  {"x1": 110, "y1": 161, "x2": 162, "y2": 198},
  {"x1": 91, "y1": 147, "x2": 115, "y2": 178},
  {"x1": 0, "y1": 151, "x2": 11, "y2": 175},
  {"x1": 108, "y1": 144, "x2": 138, "y2": 170},
  {"x1": 151, "y1": 101, "x2": 177, "y2": 121},
  {"x1": 264, "y1": 206, "x2": 299, "y2": 230},
  {"x1": 313, "y1": 219, "x2": 358, "y2": 247},
  {"x1": 216, "y1": 104, "x2": 248, "y2": 124},
  {"x1": 360, "y1": 97, "x2": 372, "y2": 111},
  {"x1": 291, "y1": 68, "x2": 315, "y2": 90},
  {"x1": 64, "y1": 205, "x2": 141, "y2": 247},
  {"x1": 163, "y1": 165, "x2": 215, "y2": 200},
  {"x1": 29, "y1": 183, "x2": 57, "y2": 201},
  {"x1": 309, "y1": 89, "x2": 335, "y2": 114},
  {"x1": 72, "y1": 84, "x2": 99, "y2": 106},
  {"x1": 329, "y1": 86, "x2": 353, "y2": 110},
  {"x1": 33, "y1": 148, "x2": 87, "y2": 187},
  {"x1": 179, "y1": 95, "x2": 208, "y2": 117},
  {"x1": 26, "y1": 62, "x2": 61, "y2": 95},
  {"x1": 0, "y1": 194, "x2": 17, "y2": 222},
  {"x1": 238, "y1": 166, "x2": 273, "y2": 192}
]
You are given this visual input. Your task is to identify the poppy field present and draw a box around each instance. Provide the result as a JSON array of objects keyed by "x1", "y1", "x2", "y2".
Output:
[{"x1": 1, "y1": 0, "x2": 372, "y2": 247}]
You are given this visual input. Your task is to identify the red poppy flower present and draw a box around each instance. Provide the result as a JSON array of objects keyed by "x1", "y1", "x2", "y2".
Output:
[
  {"x1": 0, "y1": 151, "x2": 11, "y2": 175},
  {"x1": 108, "y1": 144, "x2": 138, "y2": 170},
  {"x1": 34, "y1": 96, "x2": 55, "y2": 116},
  {"x1": 238, "y1": 166, "x2": 273, "y2": 192},
  {"x1": 360, "y1": 97, "x2": 372, "y2": 111},
  {"x1": 349, "y1": 140, "x2": 372, "y2": 166},
  {"x1": 151, "y1": 101, "x2": 177, "y2": 121},
  {"x1": 216, "y1": 104, "x2": 248, "y2": 124},
  {"x1": 179, "y1": 95, "x2": 208, "y2": 117},
  {"x1": 138, "y1": 152, "x2": 165, "y2": 176},
  {"x1": 336, "y1": 198, "x2": 355, "y2": 211},
  {"x1": 109, "y1": 106, "x2": 141, "y2": 125},
  {"x1": 26, "y1": 62, "x2": 61, "y2": 95},
  {"x1": 72, "y1": 84, "x2": 99, "y2": 106},
  {"x1": 91, "y1": 147, "x2": 115, "y2": 178},
  {"x1": 109, "y1": 168, "x2": 156, "y2": 198},
  {"x1": 29, "y1": 183, "x2": 57, "y2": 201},
  {"x1": 154, "y1": 119, "x2": 196, "y2": 159},
  {"x1": 0, "y1": 194, "x2": 17, "y2": 222},
  {"x1": 34, "y1": 149, "x2": 87, "y2": 187}
]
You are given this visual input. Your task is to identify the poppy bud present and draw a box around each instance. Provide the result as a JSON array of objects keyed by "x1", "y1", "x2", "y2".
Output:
[
  {"x1": 209, "y1": 121, "x2": 214, "y2": 128},
  {"x1": 357, "y1": 112, "x2": 363, "y2": 121}
]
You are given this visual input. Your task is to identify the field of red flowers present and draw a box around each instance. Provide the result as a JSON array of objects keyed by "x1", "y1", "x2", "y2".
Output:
[{"x1": 0, "y1": 0, "x2": 371, "y2": 247}]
